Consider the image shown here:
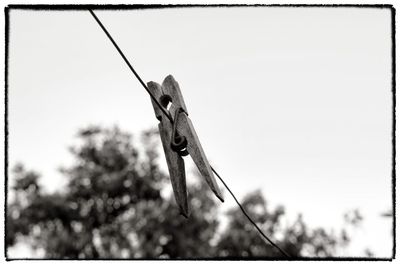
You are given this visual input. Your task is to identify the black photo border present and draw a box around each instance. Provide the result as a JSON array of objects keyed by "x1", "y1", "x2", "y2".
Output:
[{"x1": 3, "y1": 3, "x2": 396, "y2": 261}]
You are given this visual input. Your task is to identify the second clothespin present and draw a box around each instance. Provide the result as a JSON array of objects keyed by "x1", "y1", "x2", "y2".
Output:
[{"x1": 147, "y1": 75, "x2": 224, "y2": 218}]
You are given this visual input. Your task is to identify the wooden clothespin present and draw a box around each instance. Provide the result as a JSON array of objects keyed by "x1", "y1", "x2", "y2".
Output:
[{"x1": 147, "y1": 75, "x2": 224, "y2": 218}]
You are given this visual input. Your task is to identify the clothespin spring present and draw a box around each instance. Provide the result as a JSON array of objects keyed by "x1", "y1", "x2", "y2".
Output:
[{"x1": 171, "y1": 107, "x2": 189, "y2": 157}]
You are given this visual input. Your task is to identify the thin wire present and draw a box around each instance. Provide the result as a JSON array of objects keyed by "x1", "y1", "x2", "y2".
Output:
[
  {"x1": 88, "y1": 9, "x2": 172, "y2": 122},
  {"x1": 88, "y1": 9, "x2": 291, "y2": 259},
  {"x1": 211, "y1": 166, "x2": 291, "y2": 258}
]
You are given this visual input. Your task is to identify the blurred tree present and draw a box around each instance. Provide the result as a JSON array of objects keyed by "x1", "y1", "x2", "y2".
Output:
[
  {"x1": 216, "y1": 191, "x2": 352, "y2": 258},
  {"x1": 7, "y1": 126, "x2": 363, "y2": 259},
  {"x1": 7, "y1": 126, "x2": 220, "y2": 259},
  {"x1": 380, "y1": 209, "x2": 393, "y2": 218}
]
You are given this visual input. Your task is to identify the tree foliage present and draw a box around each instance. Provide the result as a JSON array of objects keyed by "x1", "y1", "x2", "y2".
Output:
[{"x1": 7, "y1": 126, "x2": 360, "y2": 259}]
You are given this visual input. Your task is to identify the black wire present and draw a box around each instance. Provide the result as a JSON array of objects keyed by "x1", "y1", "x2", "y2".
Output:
[
  {"x1": 211, "y1": 166, "x2": 291, "y2": 258},
  {"x1": 88, "y1": 9, "x2": 172, "y2": 122},
  {"x1": 88, "y1": 9, "x2": 291, "y2": 259}
]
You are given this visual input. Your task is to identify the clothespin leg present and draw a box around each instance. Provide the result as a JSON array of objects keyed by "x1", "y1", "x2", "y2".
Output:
[
  {"x1": 148, "y1": 81, "x2": 189, "y2": 217},
  {"x1": 158, "y1": 119, "x2": 189, "y2": 218},
  {"x1": 176, "y1": 113, "x2": 224, "y2": 202}
]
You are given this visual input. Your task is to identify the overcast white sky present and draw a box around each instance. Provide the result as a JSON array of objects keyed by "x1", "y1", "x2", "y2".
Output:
[{"x1": 7, "y1": 7, "x2": 393, "y2": 257}]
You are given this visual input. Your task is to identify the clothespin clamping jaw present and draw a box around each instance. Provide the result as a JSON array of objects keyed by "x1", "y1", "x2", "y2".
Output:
[{"x1": 147, "y1": 75, "x2": 224, "y2": 218}]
